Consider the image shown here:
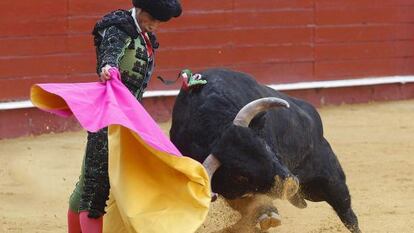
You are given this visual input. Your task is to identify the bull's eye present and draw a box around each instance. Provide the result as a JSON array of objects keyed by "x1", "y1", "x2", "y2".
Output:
[{"x1": 241, "y1": 193, "x2": 254, "y2": 198}]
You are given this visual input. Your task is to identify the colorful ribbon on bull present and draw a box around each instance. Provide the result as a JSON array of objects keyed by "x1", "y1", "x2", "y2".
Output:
[{"x1": 30, "y1": 68, "x2": 211, "y2": 233}]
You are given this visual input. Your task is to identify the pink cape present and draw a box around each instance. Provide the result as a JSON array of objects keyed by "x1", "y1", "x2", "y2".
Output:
[
  {"x1": 30, "y1": 69, "x2": 210, "y2": 233},
  {"x1": 31, "y1": 69, "x2": 180, "y2": 155}
]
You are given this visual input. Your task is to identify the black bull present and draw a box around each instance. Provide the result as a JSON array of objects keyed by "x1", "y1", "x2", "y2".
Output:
[{"x1": 170, "y1": 68, "x2": 361, "y2": 233}]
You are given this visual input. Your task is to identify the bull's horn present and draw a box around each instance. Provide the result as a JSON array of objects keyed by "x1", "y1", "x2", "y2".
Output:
[
  {"x1": 233, "y1": 97, "x2": 290, "y2": 127},
  {"x1": 202, "y1": 154, "x2": 221, "y2": 179},
  {"x1": 202, "y1": 154, "x2": 221, "y2": 202}
]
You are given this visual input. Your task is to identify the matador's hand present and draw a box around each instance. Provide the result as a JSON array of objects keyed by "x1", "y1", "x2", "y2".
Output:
[{"x1": 99, "y1": 64, "x2": 113, "y2": 82}]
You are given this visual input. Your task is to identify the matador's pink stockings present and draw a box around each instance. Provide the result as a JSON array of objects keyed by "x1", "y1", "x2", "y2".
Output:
[{"x1": 68, "y1": 209, "x2": 103, "y2": 233}]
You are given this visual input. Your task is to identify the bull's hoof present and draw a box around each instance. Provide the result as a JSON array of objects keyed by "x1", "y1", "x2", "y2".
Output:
[
  {"x1": 273, "y1": 175, "x2": 300, "y2": 199},
  {"x1": 282, "y1": 176, "x2": 299, "y2": 199},
  {"x1": 257, "y1": 212, "x2": 281, "y2": 231},
  {"x1": 289, "y1": 193, "x2": 307, "y2": 209}
]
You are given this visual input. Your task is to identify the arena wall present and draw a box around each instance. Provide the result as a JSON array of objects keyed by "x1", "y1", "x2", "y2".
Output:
[{"x1": 1, "y1": 0, "x2": 414, "y2": 138}]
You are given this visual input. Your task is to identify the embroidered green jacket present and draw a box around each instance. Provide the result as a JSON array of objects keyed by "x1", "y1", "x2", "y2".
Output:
[{"x1": 93, "y1": 9, "x2": 158, "y2": 100}]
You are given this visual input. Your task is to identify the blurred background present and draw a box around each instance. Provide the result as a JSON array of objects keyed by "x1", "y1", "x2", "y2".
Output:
[
  {"x1": 1, "y1": 0, "x2": 414, "y2": 138},
  {"x1": 1, "y1": 1, "x2": 414, "y2": 233}
]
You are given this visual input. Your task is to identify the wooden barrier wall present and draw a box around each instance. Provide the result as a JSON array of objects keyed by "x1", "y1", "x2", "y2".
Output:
[
  {"x1": 1, "y1": 0, "x2": 413, "y2": 101},
  {"x1": 1, "y1": 0, "x2": 414, "y2": 138}
]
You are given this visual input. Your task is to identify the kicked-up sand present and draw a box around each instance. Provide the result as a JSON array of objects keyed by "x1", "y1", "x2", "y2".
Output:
[{"x1": 1, "y1": 100, "x2": 414, "y2": 233}]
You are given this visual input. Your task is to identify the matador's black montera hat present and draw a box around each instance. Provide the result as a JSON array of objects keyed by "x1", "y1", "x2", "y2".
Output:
[{"x1": 132, "y1": 0, "x2": 182, "y2": 22}]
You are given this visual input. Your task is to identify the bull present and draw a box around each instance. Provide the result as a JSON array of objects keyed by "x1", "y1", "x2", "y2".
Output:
[{"x1": 170, "y1": 68, "x2": 361, "y2": 233}]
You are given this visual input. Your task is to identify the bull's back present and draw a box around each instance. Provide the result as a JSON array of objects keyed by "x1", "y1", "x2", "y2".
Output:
[{"x1": 170, "y1": 68, "x2": 322, "y2": 163}]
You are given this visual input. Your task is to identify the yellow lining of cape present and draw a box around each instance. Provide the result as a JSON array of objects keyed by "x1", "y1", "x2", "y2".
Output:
[
  {"x1": 104, "y1": 125, "x2": 210, "y2": 233},
  {"x1": 30, "y1": 85, "x2": 69, "y2": 111}
]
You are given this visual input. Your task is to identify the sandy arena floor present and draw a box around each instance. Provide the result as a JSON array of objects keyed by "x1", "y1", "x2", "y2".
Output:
[{"x1": 1, "y1": 100, "x2": 414, "y2": 233}]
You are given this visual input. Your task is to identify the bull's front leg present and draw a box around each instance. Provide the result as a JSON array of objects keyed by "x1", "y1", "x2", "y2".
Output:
[{"x1": 215, "y1": 194, "x2": 281, "y2": 233}]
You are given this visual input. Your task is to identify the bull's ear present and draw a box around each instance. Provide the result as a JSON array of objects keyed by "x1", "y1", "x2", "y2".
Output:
[{"x1": 249, "y1": 112, "x2": 266, "y2": 132}]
